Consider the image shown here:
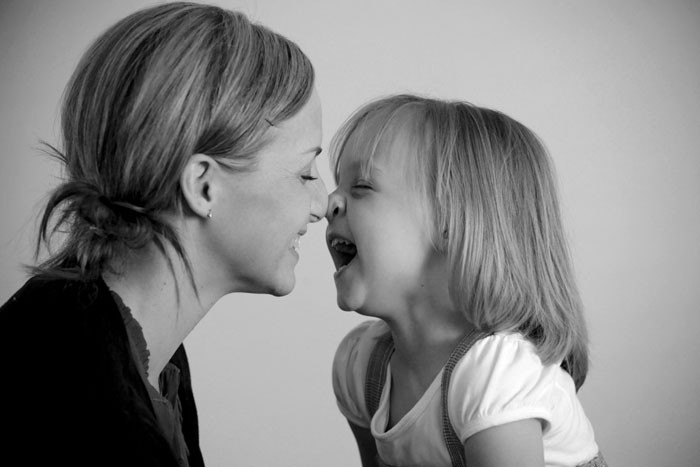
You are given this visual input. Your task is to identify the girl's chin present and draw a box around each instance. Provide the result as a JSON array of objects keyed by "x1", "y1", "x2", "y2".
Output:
[
  {"x1": 333, "y1": 267, "x2": 371, "y2": 313},
  {"x1": 336, "y1": 295, "x2": 380, "y2": 317},
  {"x1": 335, "y1": 291, "x2": 363, "y2": 313}
]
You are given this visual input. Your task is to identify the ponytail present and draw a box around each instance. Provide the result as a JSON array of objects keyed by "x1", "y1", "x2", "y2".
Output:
[{"x1": 34, "y1": 178, "x2": 188, "y2": 284}]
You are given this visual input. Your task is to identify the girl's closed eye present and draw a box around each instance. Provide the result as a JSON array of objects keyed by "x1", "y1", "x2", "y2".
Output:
[{"x1": 350, "y1": 179, "x2": 373, "y2": 196}]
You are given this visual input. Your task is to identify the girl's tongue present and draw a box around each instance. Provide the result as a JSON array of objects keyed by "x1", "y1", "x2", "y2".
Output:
[{"x1": 331, "y1": 238, "x2": 357, "y2": 269}]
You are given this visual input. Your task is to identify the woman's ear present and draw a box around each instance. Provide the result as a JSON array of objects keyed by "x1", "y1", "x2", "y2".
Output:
[{"x1": 180, "y1": 154, "x2": 217, "y2": 219}]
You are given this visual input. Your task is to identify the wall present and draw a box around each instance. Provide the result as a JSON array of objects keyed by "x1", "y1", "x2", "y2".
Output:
[{"x1": 1, "y1": 1, "x2": 699, "y2": 465}]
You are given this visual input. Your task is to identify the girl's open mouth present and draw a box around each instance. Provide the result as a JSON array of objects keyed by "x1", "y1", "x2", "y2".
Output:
[{"x1": 328, "y1": 236, "x2": 357, "y2": 271}]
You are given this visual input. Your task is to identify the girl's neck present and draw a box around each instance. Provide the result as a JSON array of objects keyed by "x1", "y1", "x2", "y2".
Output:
[
  {"x1": 381, "y1": 300, "x2": 473, "y2": 430},
  {"x1": 384, "y1": 303, "x2": 473, "y2": 378},
  {"x1": 380, "y1": 258, "x2": 472, "y2": 378}
]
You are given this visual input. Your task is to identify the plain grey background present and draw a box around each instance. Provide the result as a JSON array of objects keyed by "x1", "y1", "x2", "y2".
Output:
[{"x1": 1, "y1": 1, "x2": 699, "y2": 465}]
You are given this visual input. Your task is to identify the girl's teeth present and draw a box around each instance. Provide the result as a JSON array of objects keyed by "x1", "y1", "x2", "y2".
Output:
[
  {"x1": 293, "y1": 236, "x2": 301, "y2": 252},
  {"x1": 331, "y1": 238, "x2": 352, "y2": 248}
]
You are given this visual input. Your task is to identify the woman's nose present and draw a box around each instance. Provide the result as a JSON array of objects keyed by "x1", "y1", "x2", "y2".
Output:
[
  {"x1": 326, "y1": 189, "x2": 345, "y2": 221},
  {"x1": 309, "y1": 178, "x2": 328, "y2": 223}
]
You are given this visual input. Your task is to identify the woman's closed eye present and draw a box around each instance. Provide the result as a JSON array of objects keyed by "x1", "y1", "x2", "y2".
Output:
[{"x1": 300, "y1": 163, "x2": 319, "y2": 183}]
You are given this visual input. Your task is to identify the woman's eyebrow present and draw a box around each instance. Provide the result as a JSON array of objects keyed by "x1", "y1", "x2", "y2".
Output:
[{"x1": 303, "y1": 146, "x2": 322, "y2": 157}]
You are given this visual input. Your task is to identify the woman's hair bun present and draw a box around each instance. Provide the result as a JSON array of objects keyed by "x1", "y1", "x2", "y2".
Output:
[
  {"x1": 35, "y1": 180, "x2": 158, "y2": 278},
  {"x1": 75, "y1": 186, "x2": 154, "y2": 249},
  {"x1": 72, "y1": 184, "x2": 153, "y2": 249}
]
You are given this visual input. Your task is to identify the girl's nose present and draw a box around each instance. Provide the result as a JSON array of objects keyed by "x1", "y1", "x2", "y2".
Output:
[{"x1": 326, "y1": 189, "x2": 345, "y2": 221}]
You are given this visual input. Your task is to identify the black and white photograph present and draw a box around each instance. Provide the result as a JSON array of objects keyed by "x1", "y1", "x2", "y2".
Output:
[{"x1": 1, "y1": 1, "x2": 698, "y2": 466}]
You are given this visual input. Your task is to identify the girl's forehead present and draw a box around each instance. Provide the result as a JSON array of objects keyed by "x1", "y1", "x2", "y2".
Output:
[{"x1": 339, "y1": 116, "x2": 414, "y2": 173}]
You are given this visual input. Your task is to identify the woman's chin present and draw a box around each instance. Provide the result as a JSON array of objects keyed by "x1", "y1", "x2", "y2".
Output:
[
  {"x1": 269, "y1": 277, "x2": 296, "y2": 297},
  {"x1": 235, "y1": 272, "x2": 295, "y2": 297}
]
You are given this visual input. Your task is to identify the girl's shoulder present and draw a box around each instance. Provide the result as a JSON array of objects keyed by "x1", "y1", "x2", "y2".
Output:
[
  {"x1": 331, "y1": 319, "x2": 388, "y2": 427},
  {"x1": 332, "y1": 318, "x2": 390, "y2": 383},
  {"x1": 454, "y1": 331, "x2": 564, "y2": 393},
  {"x1": 448, "y1": 332, "x2": 576, "y2": 440},
  {"x1": 336, "y1": 319, "x2": 389, "y2": 354},
  {"x1": 469, "y1": 332, "x2": 543, "y2": 367}
]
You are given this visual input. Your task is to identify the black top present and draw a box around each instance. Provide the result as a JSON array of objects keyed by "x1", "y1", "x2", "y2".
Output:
[
  {"x1": 0, "y1": 275, "x2": 205, "y2": 467},
  {"x1": 114, "y1": 290, "x2": 191, "y2": 466}
]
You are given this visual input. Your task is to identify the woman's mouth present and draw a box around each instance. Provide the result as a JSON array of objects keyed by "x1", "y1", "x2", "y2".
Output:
[{"x1": 291, "y1": 230, "x2": 306, "y2": 256}]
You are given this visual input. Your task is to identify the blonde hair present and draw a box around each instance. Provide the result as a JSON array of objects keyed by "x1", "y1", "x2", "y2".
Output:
[
  {"x1": 330, "y1": 95, "x2": 589, "y2": 388},
  {"x1": 35, "y1": 2, "x2": 314, "y2": 283}
]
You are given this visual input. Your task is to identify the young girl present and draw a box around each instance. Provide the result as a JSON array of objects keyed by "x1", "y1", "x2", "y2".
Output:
[{"x1": 326, "y1": 95, "x2": 606, "y2": 467}]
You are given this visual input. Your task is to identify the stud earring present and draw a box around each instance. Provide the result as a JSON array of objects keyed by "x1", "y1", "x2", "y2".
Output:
[{"x1": 207, "y1": 209, "x2": 213, "y2": 219}]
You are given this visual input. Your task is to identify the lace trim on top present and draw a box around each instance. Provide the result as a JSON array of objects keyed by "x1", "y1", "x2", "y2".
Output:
[
  {"x1": 111, "y1": 291, "x2": 151, "y2": 373},
  {"x1": 110, "y1": 290, "x2": 190, "y2": 467}
]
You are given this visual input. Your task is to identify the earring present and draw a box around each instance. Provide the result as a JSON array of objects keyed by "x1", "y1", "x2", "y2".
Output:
[{"x1": 207, "y1": 209, "x2": 213, "y2": 219}]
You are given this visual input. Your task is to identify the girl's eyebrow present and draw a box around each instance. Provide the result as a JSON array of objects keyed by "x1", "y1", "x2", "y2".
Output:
[{"x1": 337, "y1": 160, "x2": 365, "y2": 184}]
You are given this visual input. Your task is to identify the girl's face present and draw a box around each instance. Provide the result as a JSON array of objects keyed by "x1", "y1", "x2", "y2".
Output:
[
  {"x1": 205, "y1": 89, "x2": 327, "y2": 296},
  {"x1": 325, "y1": 124, "x2": 446, "y2": 315}
]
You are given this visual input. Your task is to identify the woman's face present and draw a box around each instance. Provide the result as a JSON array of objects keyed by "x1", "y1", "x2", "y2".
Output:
[{"x1": 206, "y1": 89, "x2": 327, "y2": 296}]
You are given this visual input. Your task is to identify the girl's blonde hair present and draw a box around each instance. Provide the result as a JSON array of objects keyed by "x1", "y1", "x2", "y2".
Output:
[
  {"x1": 330, "y1": 95, "x2": 589, "y2": 388},
  {"x1": 35, "y1": 2, "x2": 314, "y2": 284}
]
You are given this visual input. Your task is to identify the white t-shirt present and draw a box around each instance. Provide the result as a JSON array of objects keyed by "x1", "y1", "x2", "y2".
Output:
[{"x1": 332, "y1": 320, "x2": 600, "y2": 467}]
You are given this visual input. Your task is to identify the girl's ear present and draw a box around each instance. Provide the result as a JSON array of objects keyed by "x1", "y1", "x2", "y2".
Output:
[{"x1": 180, "y1": 154, "x2": 217, "y2": 219}]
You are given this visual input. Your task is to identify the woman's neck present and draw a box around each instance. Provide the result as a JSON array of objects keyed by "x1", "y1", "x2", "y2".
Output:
[{"x1": 102, "y1": 242, "x2": 219, "y2": 388}]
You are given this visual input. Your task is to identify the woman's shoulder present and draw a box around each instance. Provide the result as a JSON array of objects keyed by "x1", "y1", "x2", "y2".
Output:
[
  {"x1": 3, "y1": 273, "x2": 98, "y2": 308},
  {"x1": 4, "y1": 273, "x2": 98, "y2": 299},
  {"x1": 0, "y1": 274, "x2": 108, "y2": 337},
  {"x1": 0, "y1": 276, "x2": 115, "y2": 401}
]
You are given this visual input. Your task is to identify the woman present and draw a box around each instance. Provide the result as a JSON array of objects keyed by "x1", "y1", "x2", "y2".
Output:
[{"x1": 0, "y1": 3, "x2": 326, "y2": 466}]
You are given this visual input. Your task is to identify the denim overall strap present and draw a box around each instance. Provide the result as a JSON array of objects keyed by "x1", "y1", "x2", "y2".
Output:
[
  {"x1": 365, "y1": 332, "x2": 396, "y2": 467},
  {"x1": 365, "y1": 331, "x2": 395, "y2": 418},
  {"x1": 578, "y1": 453, "x2": 609, "y2": 466},
  {"x1": 440, "y1": 331, "x2": 609, "y2": 467},
  {"x1": 365, "y1": 329, "x2": 490, "y2": 467},
  {"x1": 440, "y1": 329, "x2": 491, "y2": 467}
]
